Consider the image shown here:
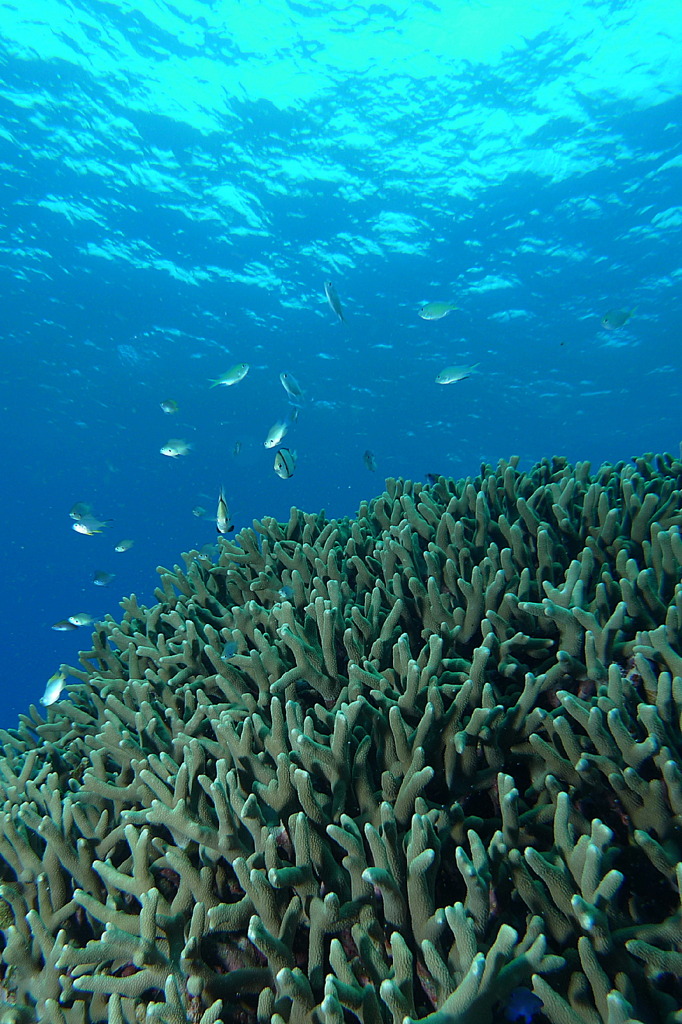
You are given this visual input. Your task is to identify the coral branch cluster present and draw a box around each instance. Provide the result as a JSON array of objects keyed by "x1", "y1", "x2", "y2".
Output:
[{"x1": 1, "y1": 453, "x2": 681, "y2": 1024}]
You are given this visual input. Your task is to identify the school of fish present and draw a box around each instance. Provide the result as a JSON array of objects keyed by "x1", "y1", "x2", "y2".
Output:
[{"x1": 44, "y1": 283, "x2": 638, "y2": 706}]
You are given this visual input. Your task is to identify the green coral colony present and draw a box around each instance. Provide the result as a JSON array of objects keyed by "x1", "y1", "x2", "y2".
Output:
[{"x1": 1, "y1": 453, "x2": 682, "y2": 1024}]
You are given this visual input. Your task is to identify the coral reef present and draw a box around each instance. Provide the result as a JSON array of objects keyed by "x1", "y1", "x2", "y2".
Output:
[{"x1": 1, "y1": 453, "x2": 682, "y2": 1024}]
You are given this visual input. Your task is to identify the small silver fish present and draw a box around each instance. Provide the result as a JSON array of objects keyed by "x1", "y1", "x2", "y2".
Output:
[
  {"x1": 72, "y1": 515, "x2": 112, "y2": 535},
  {"x1": 264, "y1": 420, "x2": 288, "y2": 448},
  {"x1": 68, "y1": 613, "x2": 94, "y2": 627},
  {"x1": 40, "y1": 671, "x2": 67, "y2": 706},
  {"x1": 274, "y1": 448, "x2": 297, "y2": 479},
  {"x1": 435, "y1": 363, "x2": 479, "y2": 385},
  {"x1": 280, "y1": 372, "x2": 304, "y2": 406},
  {"x1": 324, "y1": 281, "x2": 345, "y2": 323},
  {"x1": 160, "y1": 439, "x2": 191, "y2": 458},
  {"x1": 209, "y1": 363, "x2": 250, "y2": 387},
  {"x1": 114, "y1": 539, "x2": 134, "y2": 552},
  {"x1": 160, "y1": 399, "x2": 179, "y2": 414},
  {"x1": 51, "y1": 619, "x2": 77, "y2": 632},
  {"x1": 419, "y1": 301, "x2": 458, "y2": 320},
  {"x1": 601, "y1": 308, "x2": 636, "y2": 330}
]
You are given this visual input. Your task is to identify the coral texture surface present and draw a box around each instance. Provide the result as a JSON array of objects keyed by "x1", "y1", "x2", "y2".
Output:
[{"x1": 1, "y1": 455, "x2": 681, "y2": 1024}]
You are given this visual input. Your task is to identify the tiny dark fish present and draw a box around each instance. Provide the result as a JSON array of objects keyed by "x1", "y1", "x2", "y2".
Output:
[
  {"x1": 92, "y1": 569, "x2": 115, "y2": 587},
  {"x1": 425, "y1": 473, "x2": 439, "y2": 486},
  {"x1": 233, "y1": 440, "x2": 242, "y2": 457},
  {"x1": 504, "y1": 987, "x2": 544, "y2": 1023},
  {"x1": 363, "y1": 449, "x2": 377, "y2": 472}
]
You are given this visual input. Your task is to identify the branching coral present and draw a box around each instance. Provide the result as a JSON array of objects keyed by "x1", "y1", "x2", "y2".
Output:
[{"x1": 1, "y1": 453, "x2": 681, "y2": 1024}]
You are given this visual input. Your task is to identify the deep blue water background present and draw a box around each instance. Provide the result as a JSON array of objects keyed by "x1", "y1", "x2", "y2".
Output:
[{"x1": 1, "y1": 1, "x2": 680, "y2": 724}]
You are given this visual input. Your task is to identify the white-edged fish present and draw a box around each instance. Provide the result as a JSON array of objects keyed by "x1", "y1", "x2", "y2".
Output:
[
  {"x1": 216, "y1": 487, "x2": 233, "y2": 534},
  {"x1": 324, "y1": 281, "x2": 345, "y2": 323},
  {"x1": 419, "y1": 301, "x2": 458, "y2": 320},
  {"x1": 209, "y1": 363, "x2": 249, "y2": 387},
  {"x1": 41, "y1": 670, "x2": 67, "y2": 706},
  {"x1": 264, "y1": 420, "x2": 288, "y2": 448},
  {"x1": 114, "y1": 539, "x2": 134, "y2": 552},
  {"x1": 160, "y1": 439, "x2": 192, "y2": 458},
  {"x1": 72, "y1": 515, "x2": 112, "y2": 535},
  {"x1": 435, "y1": 363, "x2": 479, "y2": 385},
  {"x1": 274, "y1": 448, "x2": 297, "y2": 479}
]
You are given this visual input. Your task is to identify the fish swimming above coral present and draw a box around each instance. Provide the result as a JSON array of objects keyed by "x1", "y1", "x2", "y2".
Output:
[
  {"x1": 264, "y1": 407, "x2": 298, "y2": 448},
  {"x1": 39, "y1": 669, "x2": 66, "y2": 705},
  {"x1": 68, "y1": 612, "x2": 94, "y2": 626},
  {"x1": 216, "y1": 486, "x2": 233, "y2": 534}
]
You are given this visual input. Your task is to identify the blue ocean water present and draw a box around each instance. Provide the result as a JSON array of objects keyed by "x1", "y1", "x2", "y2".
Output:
[{"x1": 0, "y1": 0, "x2": 680, "y2": 724}]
